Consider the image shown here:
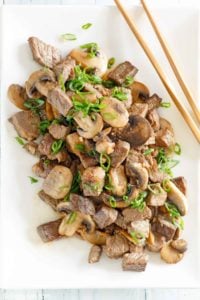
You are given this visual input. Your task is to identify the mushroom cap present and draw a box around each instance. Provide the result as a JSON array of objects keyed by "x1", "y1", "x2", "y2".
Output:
[
  {"x1": 70, "y1": 47, "x2": 108, "y2": 76},
  {"x1": 125, "y1": 156, "x2": 149, "y2": 190},
  {"x1": 171, "y1": 239, "x2": 187, "y2": 253},
  {"x1": 8, "y1": 84, "x2": 28, "y2": 110},
  {"x1": 25, "y1": 69, "x2": 56, "y2": 98},
  {"x1": 77, "y1": 228, "x2": 108, "y2": 245},
  {"x1": 160, "y1": 242, "x2": 184, "y2": 264},
  {"x1": 130, "y1": 81, "x2": 149, "y2": 102},
  {"x1": 73, "y1": 112, "x2": 104, "y2": 139},
  {"x1": 100, "y1": 97, "x2": 129, "y2": 128},
  {"x1": 167, "y1": 181, "x2": 188, "y2": 216},
  {"x1": 115, "y1": 115, "x2": 152, "y2": 147},
  {"x1": 59, "y1": 212, "x2": 84, "y2": 237},
  {"x1": 109, "y1": 165, "x2": 127, "y2": 197}
]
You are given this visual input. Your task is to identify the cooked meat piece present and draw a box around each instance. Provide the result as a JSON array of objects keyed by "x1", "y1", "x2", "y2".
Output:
[
  {"x1": 37, "y1": 218, "x2": 62, "y2": 242},
  {"x1": 128, "y1": 103, "x2": 148, "y2": 118},
  {"x1": 32, "y1": 160, "x2": 56, "y2": 178},
  {"x1": 145, "y1": 93, "x2": 162, "y2": 111},
  {"x1": 69, "y1": 193, "x2": 96, "y2": 215},
  {"x1": 128, "y1": 220, "x2": 150, "y2": 239},
  {"x1": 125, "y1": 152, "x2": 149, "y2": 190},
  {"x1": 43, "y1": 165, "x2": 73, "y2": 199},
  {"x1": 94, "y1": 206, "x2": 118, "y2": 229},
  {"x1": 147, "y1": 186, "x2": 167, "y2": 206},
  {"x1": 79, "y1": 152, "x2": 98, "y2": 169},
  {"x1": 104, "y1": 224, "x2": 115, "y2": 235},
  {"x1": 129, "y1": 243, "x2": 144, "y2": 253},
  {"x1": 8, "y1": 84, "x2": 28, "y2": 110},
  {"x1": 108, "y1": 61, "x2": 138, "y2": 85},
  {"x1": 88, "y1": 245, "x2": 102, "y2": 263},
  {"x1": 9, "y1": 111, "x2": 40, "y2": 141},
  {"x1": 82, "y1": 167, "x2": 105, "y2": 197},
  {"x1": 38, "y1": 133, "x2": 54, "y2": 156},
  {"x1": 48, "y1": 123, "x2": 70, "y2": 140},
  {"x1": 152, "y1": 216, "x2": 176, "y2": 241},
  {"x1": 103, "y1": 234, "x2": 129, "y2": 258},
  {"x1": 122, "y1": 206, "x2": 152, "y2": 223},
  {"x1": 24, "y1": 141, "x2": 38, "y2": 155},
  {"x1": 28, "y1": 37, "x2": 61, "y2": 68},
  {"x1": 146, "y1": 109, "x2": 160, "y2": 132},
  {"x1": 156, "y1": 118, "x2": 175, "y2": 148},
  {"x1": 109, "y1": 165, "x2": 127, "y2": 196},
  {"x1": 38, "y1": 190, "x2": 60, "y2": 211},
  {"x1": 48, "y1": 149, "x2": 69, "y2": 163},
  {"x1": 54, "y1": 56, "x2": 76, "y2": 82},
  {"x1": 110, "y1": 140, "x2": 130, "y2": 168},
  {"x1": 93, "y1": 84, "x2": 110, "y2": 96},
  {"x1": 122, "y1": 252, "x2": 148, "y2": 271},
  {"x1": 48, "y1": 87, "x2": 73, "y2": 116},
  {"x1": 172, "y1": 177, "x2": 187, "y2": 195},
  {"x1": 115, "y1": 213, "x2": 127, "y2": 229},
  {"x1": 147, "y1": 231, "x2": 166, "y2": 252},
  {"x1": 112, "y1": 115, "x2": 152, "y2": 147},
  {"x1": 95, "y1": 136, "x2": 115, "y2": 155}
]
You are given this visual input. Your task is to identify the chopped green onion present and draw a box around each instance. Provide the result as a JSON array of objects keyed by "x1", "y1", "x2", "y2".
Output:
[
  {"x1": 82, "y1": 23, "x2": 92, "y2": 30},
  {"x1": 60, "y1": 33, "x2": 77, "y2": 41},
  {"x1": 160, "y1": 102, "x2": 171, "y2": 108},
  {"x1": 123, "y1": 75, "x2": 134, "y2": 87},
  {"x1": 80, "y1": 42, "x2": 99, "y2": 58},
  {"x1": 164, "y1": 202, "x2": 184, "y2": 230},
  {"x1": 72, "y1": 97, "x2": 105, "y2": 116},
  {"x1": 68, "y1": 80, "x2": 85, "y2": 91},
  {"x1": 102, "y1": 80, "x2": 116, "y2": 88},
  {"x1": 104, "y1": 174, "x2": 113, "y2": 191},
  {"x1": 39, "y1": 120, "x2": 51, "y2": 135},
  {"x1": 58, "y1": 74, "x2": 66, "y2": 92},
  {"x1": 99, "y1": 152, "x2": 111, "y2": 172},
  {"x1": 174, "y1": 143, "x2": 181, "y2": 155},
  {"x1": 24, "y1": 98, "x2": 45, "y2": 114},
  {"x1": 130, "y1": 231, "x2": 145, "y2": 245},
  {"x1": 43, "y1": 159, "x2": 50, "y2": 167},
  {"x1": 67, "y1": 212, "x2": 77, "y2": 224},
  {"x1": 51, "y1": 139, "x2": 64, "y2": 154},
  {"x1": 130, "y1": 191, "x2": 148, "y2": 211},
  {"x1": 70, "y1": 171, "x2": 81, "y2": 194},
  {"x1": 28, "y1": 176, "x2": 38, "y2": 184},
  {"x1": 162, "y1": 178, "x2": 171, "y2": 192},
  {"x1": 107, "y1": 57, "x2": 115, "y2": 69},
  {"x1": 143, "y1": 148, "x2": 154, "y2": 156},
  {"x1": 112, "y1": 87, "x2": 128, "y2": 101},
  {"x1": 108, "y1": 196, "x2": 117, "y2": 208},
  {"x1": 156, "y1": 148, "x2": 179, "y2": 177},
  {"x1": 75, "y1": 143, "x2": 86, "y2": 152},
  {"x1": 102, "y1": 112, "x2": 117, "y2": 121},
  {"x1": 87, "y1": 149, "x2": 98, "y2": 157},
  {"x1": 15, "y1": 136, "x2": 25, "y2": 146},
  {"x1": 147, "y1": 183, "x2": 163, "y2": 195},
  {"x1": 123, "y1": 195, "x2": 129, "y2": 201}
]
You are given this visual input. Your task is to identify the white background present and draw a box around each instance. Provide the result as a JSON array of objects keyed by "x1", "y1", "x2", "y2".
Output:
[{"x1": 0, "y1": 0, "x2": 200, "y2": 299}]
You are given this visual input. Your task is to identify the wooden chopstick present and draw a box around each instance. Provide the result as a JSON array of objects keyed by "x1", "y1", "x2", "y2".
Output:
[
  {"x1": 114, "y1": 0, "x2": 200, "y2": 144},
  {"x1": 141, "y1": 0, "x2": 200, "y2": 124}
]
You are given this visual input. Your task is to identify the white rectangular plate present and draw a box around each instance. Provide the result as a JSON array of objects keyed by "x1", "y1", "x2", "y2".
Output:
[{"x1": 1, "y1": 4, "x2": 200, "y2": 289}]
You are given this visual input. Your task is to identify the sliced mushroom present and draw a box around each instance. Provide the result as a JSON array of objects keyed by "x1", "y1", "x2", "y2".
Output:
[
  {"x1": 166, "y1": 181, "x2": 188, "y2": 216},
  {"x1": 73, "y1": 111, "x2": 103, "y2": 139},
  {"x1": 130, "y1": 81, "x2": 149, "y2": 103},
  {"x1": 125, "y1": 156, "x2": 148, "y2": 190},
  {"x1": 100, "y1": 192, "x2": 132, "y2": 208},
  {"x1": 77, "y1": 228, "x2": 108, "y2": 245},
  {"x1": 70, "y1": 47, "x2": 107, "y2": 76},
  {"x1": 25, "y1": 69, "x2": 56, "y2": 98},
  {"x1": 109, "y1": 165, "x2": 127, "y2": 196},
  {"x1": 115, "y1": 115, "x2": 152, "y2": 147},
  {"x1": 45, "y1": 102, "x2": 54, "y2": 120},
  {"x1": 95, "y1": 136, "x2": 115, "y2": 155},
  {"x1": 81, "y1": 215, "x2": 96, "y2": 234},
  {"x1": 42, "y1": 166, "x2": 73, "y2": 199},
  {"x1": 171, "y1": 239, "x2": 187, "y2": 253},
  {"x1": 8, "y1": 84, "x2": 28, "y2": 110},
  {"x1": 146, "y1": 230, "x2": 166, "y2": 252},
  {"x1": 160, "y1": 242, "x2": 184, "y2": 264},
  {"x1": 35, "y1": 80, "x2": 57, "y2": 97},
  {"x1": 59, "y1": 212, "x2": 84, "y2": 237},
  {"x1": 100, "y1": 97, "x2": 129, "y2": 128}
]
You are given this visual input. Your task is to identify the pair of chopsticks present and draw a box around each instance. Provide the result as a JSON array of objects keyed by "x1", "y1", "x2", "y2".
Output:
[{"x1": 114, "y1": 0, "x2": 200, "y2": 144}]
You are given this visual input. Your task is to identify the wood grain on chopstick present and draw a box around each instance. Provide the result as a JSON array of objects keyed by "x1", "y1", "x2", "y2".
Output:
[
  {"x1": 114, "y1": 0, "x2": 200, "y2": 144},
  {"x1": 141, "y1": 0, "x2": 200, "y2": 124}
]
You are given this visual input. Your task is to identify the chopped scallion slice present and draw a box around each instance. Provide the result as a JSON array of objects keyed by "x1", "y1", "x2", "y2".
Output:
[
  {"x1": 82, "y1": 23, "x2": 92, "y2": 30},
  {"x1": 60, "y1": 33, "x2": 77, "y2": 41}
]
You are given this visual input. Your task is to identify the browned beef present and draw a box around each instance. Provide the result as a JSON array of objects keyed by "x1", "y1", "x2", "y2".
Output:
[
  {"x1": 152, "y1": 216, "x2": 176, "y2": 241},
  {"x1": 79, "y1": 152, "x2": 98, "y2": 169},
  {"x1": 9, "y1": 111, "x2": 40, "y2": 141},
  {"x1": 146, "y1": 109, "x2": 160, "y2": 132},
  {"x1": 94, "y1": 206, "x2": 118, "y2": 229},
  {"x1": 147, "y1": 188, "x2": 167, "y2": 206},
  {"x1": 122, "y1": 206, "x2": 152, "y2": 223},
  {"x1": 122, "y1": 252, "x2": 148, "y2": 271},
  {"x1": 108, "y1": 61, "x2": 138, "y2": 85},
  {"x1": 172, "y1": 177, "x2": 187, "y2": 195},
  {"x1": 24, "y1": 141, "x2": 38, "y2": 155},
  {"x1": 145, "y1": 94, "x2": 162, "y2": 111},
  {"x1": 128, "y1": 103, "x2": 148, "y2": 118},
  {"x1": 28, "y1": 37, "x2": 61, "y2": 68},
  {"x1": 32, "y1": 159, "x2": 56, "y2": 178},
  {"x1": 128, "y1": 220, "x2": 150, "y2": 240},
  {"x1": 48, "y1": 123, "x2": 70, "y2": 140},
  {"x1": 82, "y1": 167, "x2": 105, "y2": 197},
  {"x1": 103, "y1": 234, "x2": 129, "y2": 258},
  {"x1": 48, "y1": 87, "x2": 73, "y2": 116},
  {"x1": 156, "y1": 128, "x2": 175, "y2": 148},
  {"x1": 37, "y1": 218, "x2": 62, "y2": 242},
  {"x1": 115, "y1": 213, "x2": 127, "y2": 229},
  {"x1": 38, "y1": 190, "x2": 60, "y2": 211},
  {"x1": 110, "y1": 140, "x2": 130, "y2": 168},
  {"x1": 88, "y1": 245, "x2": 102, "y2": 263},
  {"x1": 69, "y1": 193, "x2": 96, "y2": 215},
  {"x1": 38, "y1": 133, "x2": 54, "y2": 156},
  {"x1": 54, "y1": 56, "x2": 76, "y2": 82}
]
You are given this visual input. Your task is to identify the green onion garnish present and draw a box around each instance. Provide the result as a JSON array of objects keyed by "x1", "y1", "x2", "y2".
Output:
[
  {"x1": 130, "y1": 191, "x2": 148, "y2": 211},
  {"x1": 29, "y1": 176, "x2": 38, "y2": 184},
  {"x1": 147, "y1": 183, "x2": 163, "y2": 195},
  {"x1": 162, "y1": 178, "x2": 171, "y2": 192},
  {"x1": 112, "y1": 87, "x2": 128, "y2": 101},
  {"x1": 51, "y1": 139, "x2": 64, "y2": 154},
  {"x1": 108, "y1": 196, "x2": 117, "y2": 208},
  {"x1": 15, "y1": 136, "x2": 25, "y2": 146},
  {"x1": 164, "y1": 202, "x2": 184, "y2": 230},
  {"x1": 107, "y1": 57, "x2": 115, "y2": 69},
  {"x1": 67, "y1": 212, "x2": 77, "y2": 224},
  {"x1": 60, "y1": 33, "x2": 77, "y2": 41},
  {"x1": 82, "y1": 23, "x2": 92, "y2": 30},
  {"x1": 99, "y1": 152, "x2": 111, "y2": 172},
  {"x1": 143, "y1": 148, "x2": 154, "y2": 156},
  {"x1": 160, "y1": 102, "x2": 171, "y2": 108},
  {"x1": 39, "y1": 120, "x2": 51, "y2": 135},
  {"x1": 174, "y1": 143, "x2": 181, "y2": 155}
]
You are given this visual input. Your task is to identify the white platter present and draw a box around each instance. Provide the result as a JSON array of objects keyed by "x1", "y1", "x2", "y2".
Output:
[{"x1": 0, "y1": 4, "x2": 200, "y2": 288}]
